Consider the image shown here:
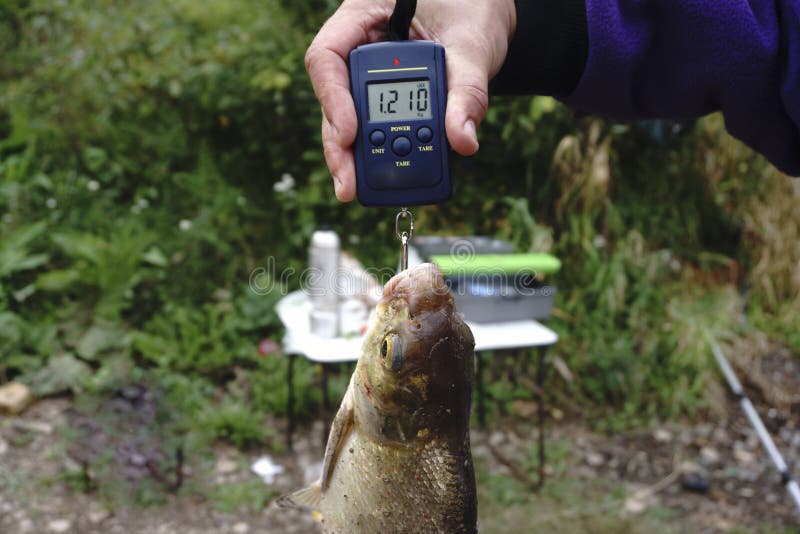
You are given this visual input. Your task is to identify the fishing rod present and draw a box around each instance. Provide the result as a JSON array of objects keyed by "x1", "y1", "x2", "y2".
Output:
[{"x1": 706, "y1": 334, "x2": 800, "y2": 513}]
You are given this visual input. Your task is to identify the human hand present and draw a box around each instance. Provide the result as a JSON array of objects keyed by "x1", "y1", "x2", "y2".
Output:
[{"x1": 305, "y1": 0, "x2": 516, "y2": 201}]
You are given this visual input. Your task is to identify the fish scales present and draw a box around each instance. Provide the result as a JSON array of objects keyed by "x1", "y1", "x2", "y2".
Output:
[
  {"x1": 322, "y1": 430, "x2": 475, "y2": 533},
  {"x1": 282, "y1": 263, "x2": 477, "y2": 533}
]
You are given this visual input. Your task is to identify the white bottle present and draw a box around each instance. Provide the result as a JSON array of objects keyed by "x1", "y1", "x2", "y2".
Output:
[{"x1": 308, "y1": 229, "x2": 340, "y2": 337}]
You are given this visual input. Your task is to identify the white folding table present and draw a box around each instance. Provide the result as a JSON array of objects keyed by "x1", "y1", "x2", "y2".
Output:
[{"x1": 276, "y1": 289, "x2": 558, "y2": 484}]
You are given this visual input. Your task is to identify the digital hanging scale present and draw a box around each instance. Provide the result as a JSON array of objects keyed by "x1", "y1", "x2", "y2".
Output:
[{"x1": 349, "y1": 40, "x2": 451, "y2": 207}]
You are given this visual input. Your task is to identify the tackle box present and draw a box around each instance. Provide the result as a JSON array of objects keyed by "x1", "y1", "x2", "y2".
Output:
[{"x1": 413, "y1": 237, "x2": 561, "y2": 324}]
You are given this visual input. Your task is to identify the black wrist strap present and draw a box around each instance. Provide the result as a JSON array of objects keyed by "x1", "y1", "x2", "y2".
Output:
[{"x1": 388, "y1": 0, "x2": 417, "y2": 41}]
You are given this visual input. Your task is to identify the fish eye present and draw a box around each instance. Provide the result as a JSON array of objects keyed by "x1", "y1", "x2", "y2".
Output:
[{"x1": 380, "y1": 333, "x2": 404, "y2": 371}]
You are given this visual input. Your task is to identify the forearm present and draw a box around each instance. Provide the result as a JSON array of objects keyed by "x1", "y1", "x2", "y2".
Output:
[{"x1": 494, "y1": 0, "x2": 800, "y2": 176}]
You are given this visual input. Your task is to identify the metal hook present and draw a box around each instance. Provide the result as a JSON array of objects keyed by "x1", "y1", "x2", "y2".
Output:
[{"x1": 395, "y1": 207, "x2": 414, "y2": 271}]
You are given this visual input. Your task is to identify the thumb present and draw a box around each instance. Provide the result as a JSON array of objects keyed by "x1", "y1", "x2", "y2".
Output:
[{"x1": 444, "y1": 48, "x2": 490, "y2": 156}]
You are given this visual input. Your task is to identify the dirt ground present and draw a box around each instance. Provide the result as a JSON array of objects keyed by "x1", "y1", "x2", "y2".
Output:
[{"x1": 1, "y1": 345, "x2": 799, "y2": 533}]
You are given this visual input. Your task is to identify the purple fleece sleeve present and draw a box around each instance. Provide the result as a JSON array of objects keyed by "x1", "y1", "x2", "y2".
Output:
[
  {"x1": 493, "y1": 1, "x2": 800, "y2": 175},
  {"x1": 562, "y1": 0, "x2": 800, "y2": 176}
]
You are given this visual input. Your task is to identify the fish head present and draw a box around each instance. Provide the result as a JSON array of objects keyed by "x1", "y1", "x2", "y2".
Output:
[{"x1": 353, "y1": 263, "x2": 475, "y2": 445}]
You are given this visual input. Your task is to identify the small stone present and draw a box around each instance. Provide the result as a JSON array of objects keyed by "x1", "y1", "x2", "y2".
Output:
[
  {"x1": 87, "y1": 504, "x2": 111, "y2": 524},
  {"x1": 623, "y1": 484, "x2": 656, "y2": 515},
  {"x1": 736, "y1": 468, "x2": 758, "y2": 482},
  {"x1": 0, "y1": 382, "x2": 34, "y2": 415},
  {"x1": 585, "y1": 452, "x2": 604, "y2": 467},
  {"x1": 712, "y1": 427, "x2": 730, "y2": 443},
  {"x1": 215, "y1": 457, "x2": 238, "y2": 475},
  {"x1": 47, "y1": 519, "x2": 72, "y2": 532},
  {"x1": 232, "y1": 522, "x2": 250, "y2": 534},
  {"x1": 653, "y1": 428, "x2": 672, "y2": 443},
  {"x1": 739, "y1": 487, "x2": 755, "y2": 498},
  {"x1": 695, "y1": 423, "x2": 713, "y2": 438},
  {"x1": 0, "y1": 438, "x2": 8, "y2": 456},
  {"x1": 129, "y1": 453, "x2": 147, "y2": 467},
  {"x1": 679, "y1": 460, "x2": 705, "y2": 475},
  {"x1": 623, "y1": 495, "x2": 648, "y2": 514},
  {"x1": 550, "y1": 408, "x2": 564, "y2": 421},
  {"x1": 714, "y1": 518, "x2": 737, "y2": 530},
  {"x1": 700, "y1": 446, "x2": 721, "y2": 465},
  {"x1": 9, "y1": 419, "x2": 53, "y2": 434},
  {"x1": 681, "y1": 471, "x2": 710, "y2": 494},
  {"x1": 510, "y1": 400, "x2": 537, "y2": 419},
  {"x1": 733, "y1": 448, "x2": 755, "y2": 465}
]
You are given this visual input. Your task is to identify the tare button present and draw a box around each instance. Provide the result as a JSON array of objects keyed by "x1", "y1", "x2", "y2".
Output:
[
  {"x1": 416, "y1": 127, "x2": 433, "y2": 143},
  {"x1": 391, "y1": 136, "x2": 412, "y2": 157}
]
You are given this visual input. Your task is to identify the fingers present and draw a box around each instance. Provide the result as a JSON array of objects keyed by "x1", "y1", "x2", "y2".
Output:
[
  {"x1": 412, "y1": 0, "x2": 513, "y2": 158},
  {"x1": 307, "y1": 0, "x2": 509, "y2": 199},
  {"x1": 306, "y1": 2, "x2": 391, "y2": 200},
  {"x1": 322, "y1": 113, "x2": 356, "y2": 201},
  {"x1": 443, "y1": 45, "x2": 491, "y2": 156},
  {"x1": 304, "y1": 22, "x2": 360, "y2": 149}
]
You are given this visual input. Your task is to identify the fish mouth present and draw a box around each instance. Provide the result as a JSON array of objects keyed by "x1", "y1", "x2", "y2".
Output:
[{"x1": 382, "y1": 263, "x2": 452, "y2": 316}]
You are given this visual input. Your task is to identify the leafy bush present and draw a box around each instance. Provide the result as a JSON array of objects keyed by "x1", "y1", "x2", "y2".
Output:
[{"x1": 0, "y1": 0, "x2": 795, "y2": 452}]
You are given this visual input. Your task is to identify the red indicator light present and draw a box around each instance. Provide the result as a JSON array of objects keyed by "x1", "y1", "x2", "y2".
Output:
[{"x1": 393, "y1": 58, "x2": 401, "y2": 66}]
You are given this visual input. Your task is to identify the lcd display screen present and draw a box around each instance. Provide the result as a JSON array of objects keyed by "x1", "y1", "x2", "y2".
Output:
[{"x1": 367, "y1": 80, "x2": 431, "y2": 122}]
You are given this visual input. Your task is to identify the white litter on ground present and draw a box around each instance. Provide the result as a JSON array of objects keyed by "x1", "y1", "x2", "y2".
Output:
[{"x1": 251, "y1": 455, "x2": 285, "y2": 485}]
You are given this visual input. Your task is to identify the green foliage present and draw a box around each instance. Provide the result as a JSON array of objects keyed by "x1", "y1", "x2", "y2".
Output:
[
  {"x1": 0, "y1": 222, "x2": 48, "y2": 281},
  {"x1": 212, "y1": 479, "x2": 278, "y2": 514},
  {"x1": 0, "y1": 0, "x2": 794, "y2": 473},
  {"x1": 133, "y1": 302, "x2": 256, "y2": 375},
  {"x1": 197, "y1": 401, "x2": 272, "y2": 449},
  {"x1": 24, "y1": 353, "x2": 92, "y2": 396},
  {"x1": 45, "y1": 224, "x2": 157, "y2": 319},
  {"x1": 549, "y1": 227, "x2": 740, "y2": 427}
]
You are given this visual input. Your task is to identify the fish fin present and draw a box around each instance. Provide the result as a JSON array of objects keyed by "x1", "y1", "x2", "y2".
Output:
[
  {"x1": 276, "y1": 480, "x2": 322, "y2": 511},
  {"x1": 321, "y1": 376, "x2": 356, "y2": 491}
]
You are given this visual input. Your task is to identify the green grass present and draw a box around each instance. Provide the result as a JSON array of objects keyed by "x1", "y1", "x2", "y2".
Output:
[
  {"x1": 212, "y1": 479, "x2": 278, "y2": 514},
  {"x1": 477, "y1": 475, "x2": 683, "y2": 534}
]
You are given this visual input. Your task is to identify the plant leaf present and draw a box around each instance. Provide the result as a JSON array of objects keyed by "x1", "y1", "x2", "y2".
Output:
[
  {"x1": 76, "y1": 321, "x2": 126, "y2": 360},
  {"x1": 25, "y1": 353, "x2": 92, "y2": 397}
]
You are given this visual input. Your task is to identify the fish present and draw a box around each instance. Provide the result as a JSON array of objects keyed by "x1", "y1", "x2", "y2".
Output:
[{"x1": 283, "y1": 262, "x2": 477, "y2": 533}]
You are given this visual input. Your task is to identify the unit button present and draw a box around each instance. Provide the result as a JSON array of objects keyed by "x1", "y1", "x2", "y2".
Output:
[
  {"x1": 391, "y1": 136, "x2": 412, "y2": 156},
  {"x1": 369, "y1": 129, "x2": 386, "y2": 146},
  {"x1": 416, "y1": 126, "x2": 433, "y2": 143}
]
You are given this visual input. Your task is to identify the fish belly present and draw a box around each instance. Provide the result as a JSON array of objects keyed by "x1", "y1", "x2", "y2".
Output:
[{"x1": 320, "y1": 430, "x2": 476, "y2": 534}]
